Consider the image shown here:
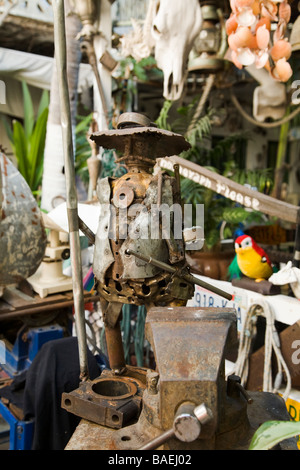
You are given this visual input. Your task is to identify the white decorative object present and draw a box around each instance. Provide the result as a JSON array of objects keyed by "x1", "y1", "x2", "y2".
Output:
[{"x1": 269, "y1": 261, "x2": 300, "y2": 300}]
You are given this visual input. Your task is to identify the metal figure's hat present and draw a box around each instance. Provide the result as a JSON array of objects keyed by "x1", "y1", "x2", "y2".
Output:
[{"x1": 90, "y1": 113, "x2": 190, "y2": 169}]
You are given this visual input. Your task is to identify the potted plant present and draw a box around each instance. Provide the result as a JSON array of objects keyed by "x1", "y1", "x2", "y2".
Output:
[{"x1": 2, "y1": 81, "x2": 49, "y2": 203}]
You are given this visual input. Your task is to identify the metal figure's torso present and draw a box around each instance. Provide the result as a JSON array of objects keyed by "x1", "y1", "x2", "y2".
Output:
[
  {"x1": 93, "y1": 168, "x2": 194, "y2": 306},
  {"x1": 91, "y1": 113, "x2": 194, "y2": 307}
]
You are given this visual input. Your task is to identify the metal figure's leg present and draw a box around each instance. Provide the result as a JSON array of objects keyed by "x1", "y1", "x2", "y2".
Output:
[{"x1": 101, "y1": 299, "x2": 126, "y2": 374}]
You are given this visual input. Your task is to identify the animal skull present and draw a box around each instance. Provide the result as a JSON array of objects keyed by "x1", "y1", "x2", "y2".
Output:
[{"x1": 151, "y1": 0, "x2": 203, "y2": 100}]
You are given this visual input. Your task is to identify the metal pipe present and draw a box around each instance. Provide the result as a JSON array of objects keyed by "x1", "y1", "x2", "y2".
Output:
[
  {"x1": 173, "y1": 164, "x2": 181, "y2": 197},
  {"x1": 0, "y1": 152, "x2": 2, "y2": 219},
  {"x1": 157, "y1": 169, "x2": 163, "y2": 207},
  {"x1": 52, "y1": 0, "x2": 89, "y2": 381},
  {"x1": 104, "y1": 324, "x2": 126, "y2": 374},
  {"x1": 78, "y1": 217, "x2": 96, "y2": 245},
  {"x1": 139, "y1": 428, "x2": 175, "y2": 451},
  {"x1": 292, "y1": 215, "x2": 300, "y2": 269},
  {"x1": 126, "y1": 249, "x2": 232, "y2": 301}
]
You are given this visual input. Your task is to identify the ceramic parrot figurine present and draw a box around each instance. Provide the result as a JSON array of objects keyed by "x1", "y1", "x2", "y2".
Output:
[{"x1": 233, "y1": 234, "x2": 273, "y2": 281}]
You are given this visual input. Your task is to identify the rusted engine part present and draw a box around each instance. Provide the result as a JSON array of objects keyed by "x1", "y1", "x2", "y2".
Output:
[
  {"x1": 91, "y1": 150, "x2": 193, "y2": 306},
  {"x1": 62, "y1": 365, "x2": 148, "y2": 430},
  {"x1": 0, "y1": 153, "x2": 47, "y2": 289},
  {"x1": 62, "y1": 115, "x2": 198, "y2": 426},
  {"x1": 64, "y1": 307, "x2": 297, "y2": 450}
]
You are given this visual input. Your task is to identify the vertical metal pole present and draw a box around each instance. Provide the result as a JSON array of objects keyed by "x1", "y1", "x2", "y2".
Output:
[
  {"x1": 293, "y1": 213, "x2": 300, "y2": 269},
  {"x1": 52, "y1": 0, "x2": 89, "y2": 381}
]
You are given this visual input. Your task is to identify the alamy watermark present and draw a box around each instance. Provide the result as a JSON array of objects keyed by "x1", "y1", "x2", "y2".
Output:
[
  {"x1": 98, "y1": 202, "x2": 205, "y2": 250},
  {"x1": 0, "y1": 79, "x2": 6, "y2": 105},
  {"x1": 291, "y1": 81, "x2": 300, "y2": 105},
  {"x1": 292, "y1": 340, "x2": 300, "y2": 366}
]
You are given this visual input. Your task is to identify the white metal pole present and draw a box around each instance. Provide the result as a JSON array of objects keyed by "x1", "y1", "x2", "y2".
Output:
[{"x1": 52, "y1": 0, "x2": 89, "y2": 381}]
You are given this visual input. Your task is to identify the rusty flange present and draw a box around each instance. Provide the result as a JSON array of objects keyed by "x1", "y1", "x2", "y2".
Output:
[
  {"x1": 61, "y1": 371, "x2": 146, "y2": 429},
  {"x1": 90, "y1": 113, "x2": 191, "y2": 162}
]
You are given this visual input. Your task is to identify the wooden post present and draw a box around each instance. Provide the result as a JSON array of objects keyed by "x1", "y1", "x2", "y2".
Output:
[{"x1": 93, "y1": 0, "x2": 112, "y2": 131}]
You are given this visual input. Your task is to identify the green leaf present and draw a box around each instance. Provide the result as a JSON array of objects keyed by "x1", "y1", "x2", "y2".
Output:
[
  {"x1": 1, "y1": 115, "x2": 13, "y2": 142},
  {"x1": 155, "y1": 100, "x2": 173, "y2": 130},
  {"x1": 222, "y1": 207, "x2": 250, "y2": 224},
  {"x1": 37, "y1": 89, "x2": 49, "y2": 119},
  {"x1": 249, "y1": 420, "x2": 300, "y2": 450},
  {"x1": 133, "y1": 62, "x2": 148, "y2": 81},
  {"x1": 22, "y1": 81, "x2": 35, "y2": 140},
  {"x1": 28, "y1": 107, "x2": 49, "y2": 190},
  {"x1": 75, "y1": 113, "x2": 92, "y2": 134},
  {"x1": 12, "y1": 119, "x2": 28, "y2": 181}
]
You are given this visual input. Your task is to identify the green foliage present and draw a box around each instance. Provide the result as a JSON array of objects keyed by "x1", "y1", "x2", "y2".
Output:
[
  {"x1": 113, "y1": 56, "x2": 163, "y2": 113},
  {"x1": 75, "y1": 113, "x2": 93, "y2": 188},
  {"x1": 100, "y1": 149, "x2": 127, "y2": 179},
  {"x1": 249, "y1": 420, "x2": 300, "y2": 450},
  {"x1": 121, "y1": 304, "x2": 147, "y2": 367},
  {"x1": 155, "y1": 99, "x2": 272, "y2": 250},
  {"x1": 156, "y1": 98, "x2": 213, "y2": 157},
  {"x1": 155, "y1": 100, "x2": 173, "y2": 131},
  {"x1": 118, "y1": 55, "x2": 162, "y2": 83},
  {"x1": 3, "y1": 81, "x2": 49, "y2": 195},
  {"x1": 74, "y1": 113, "x2": 127, "y2": 186}
]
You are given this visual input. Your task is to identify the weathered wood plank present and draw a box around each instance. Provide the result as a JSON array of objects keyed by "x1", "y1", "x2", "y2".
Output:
[{"x1": 160, "y1": 156, "x2": 300, "y2": 224}]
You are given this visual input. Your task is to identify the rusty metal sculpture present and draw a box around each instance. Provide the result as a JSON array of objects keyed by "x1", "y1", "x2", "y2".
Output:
[
  {"x1": 87, "y1": 113, "x2": 230, "y2": 373},
  {"x1": 91, "y1": 113, "x2": 194, "y2": 304},
  {"x1": 88, "y1": 112, "x2": 196, "y2": 373},
  {"x1": 61, "y1": 114, "x2": 296, "y2": 450}
]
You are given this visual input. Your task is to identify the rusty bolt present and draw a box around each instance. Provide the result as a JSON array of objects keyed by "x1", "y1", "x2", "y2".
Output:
[
  {"x1": 146, "y1": 371, "x2": 159, "y2": 395},
  {"x1": 173, "y1": 402, "x2": 212, "y2": 442},
  {"x1": 173, "y1": 412, "x2": 201, "y2": 442}
]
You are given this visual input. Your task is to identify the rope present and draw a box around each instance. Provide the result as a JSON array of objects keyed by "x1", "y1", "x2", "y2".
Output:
[
  {"x1": 231, "y1": 92, "x2": 300, "y2": 129},
  {"x1": 186, "y1": 74, "x2": 216, "y2": 136},
  {"x1": 233, "y1": 300, "x2": 291, "y2": 401}
]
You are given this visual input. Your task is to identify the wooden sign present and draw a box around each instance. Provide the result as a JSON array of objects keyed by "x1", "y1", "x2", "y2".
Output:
[{"x1": 159, "y1": 156, "x2": 300, "y2": 225}]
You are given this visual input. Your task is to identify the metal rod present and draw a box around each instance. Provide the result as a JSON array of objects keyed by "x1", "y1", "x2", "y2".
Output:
[
  {"x1": 236, "y1": 383, "x2": 253, "y2": 405},
  {"x1": 126, "y1": 249, "x2": 233, "y2": 301},
  {"x1": 52, "y1": 0, "x2": 89, "y2": 381},
  {"x1": 104, "y1": 324, "x2": 126, "y2": 373},
  {"x1": 173, "y1": 163, "x2": 181, "y2": 197},
  {"x1": 157, "y1": 169, "x2": 163, "y2": 207},
  {"x1": 139, "y1": 428, "x2": 175, "y2": 451},
  {"x1": 81, "y1": 39, "x2": 109, "y2": 128},
  {"x1": 78, "y1": 217, "x2": 96, "y2": 245},
  {"x1": 292, "y1": 213, "x2": 300, "y2": 269}
]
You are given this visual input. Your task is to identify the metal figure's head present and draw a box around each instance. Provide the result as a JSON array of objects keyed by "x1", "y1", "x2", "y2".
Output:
[{"x1": 90, "y1": 112, "x2": 190, "y2": 172}]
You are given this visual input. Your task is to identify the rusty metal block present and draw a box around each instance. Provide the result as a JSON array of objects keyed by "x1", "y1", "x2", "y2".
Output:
[
  {"x1": 61, "y1": 368, "x2": 147, "y2": 429},
  {"x1": 145, "y1": 307, "x2": 237, "y2": 435}
]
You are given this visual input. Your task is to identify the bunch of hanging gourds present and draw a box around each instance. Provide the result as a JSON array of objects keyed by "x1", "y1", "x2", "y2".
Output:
[{"x1": 226, "y1": 0, "x2": 292, "y2": 81}]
